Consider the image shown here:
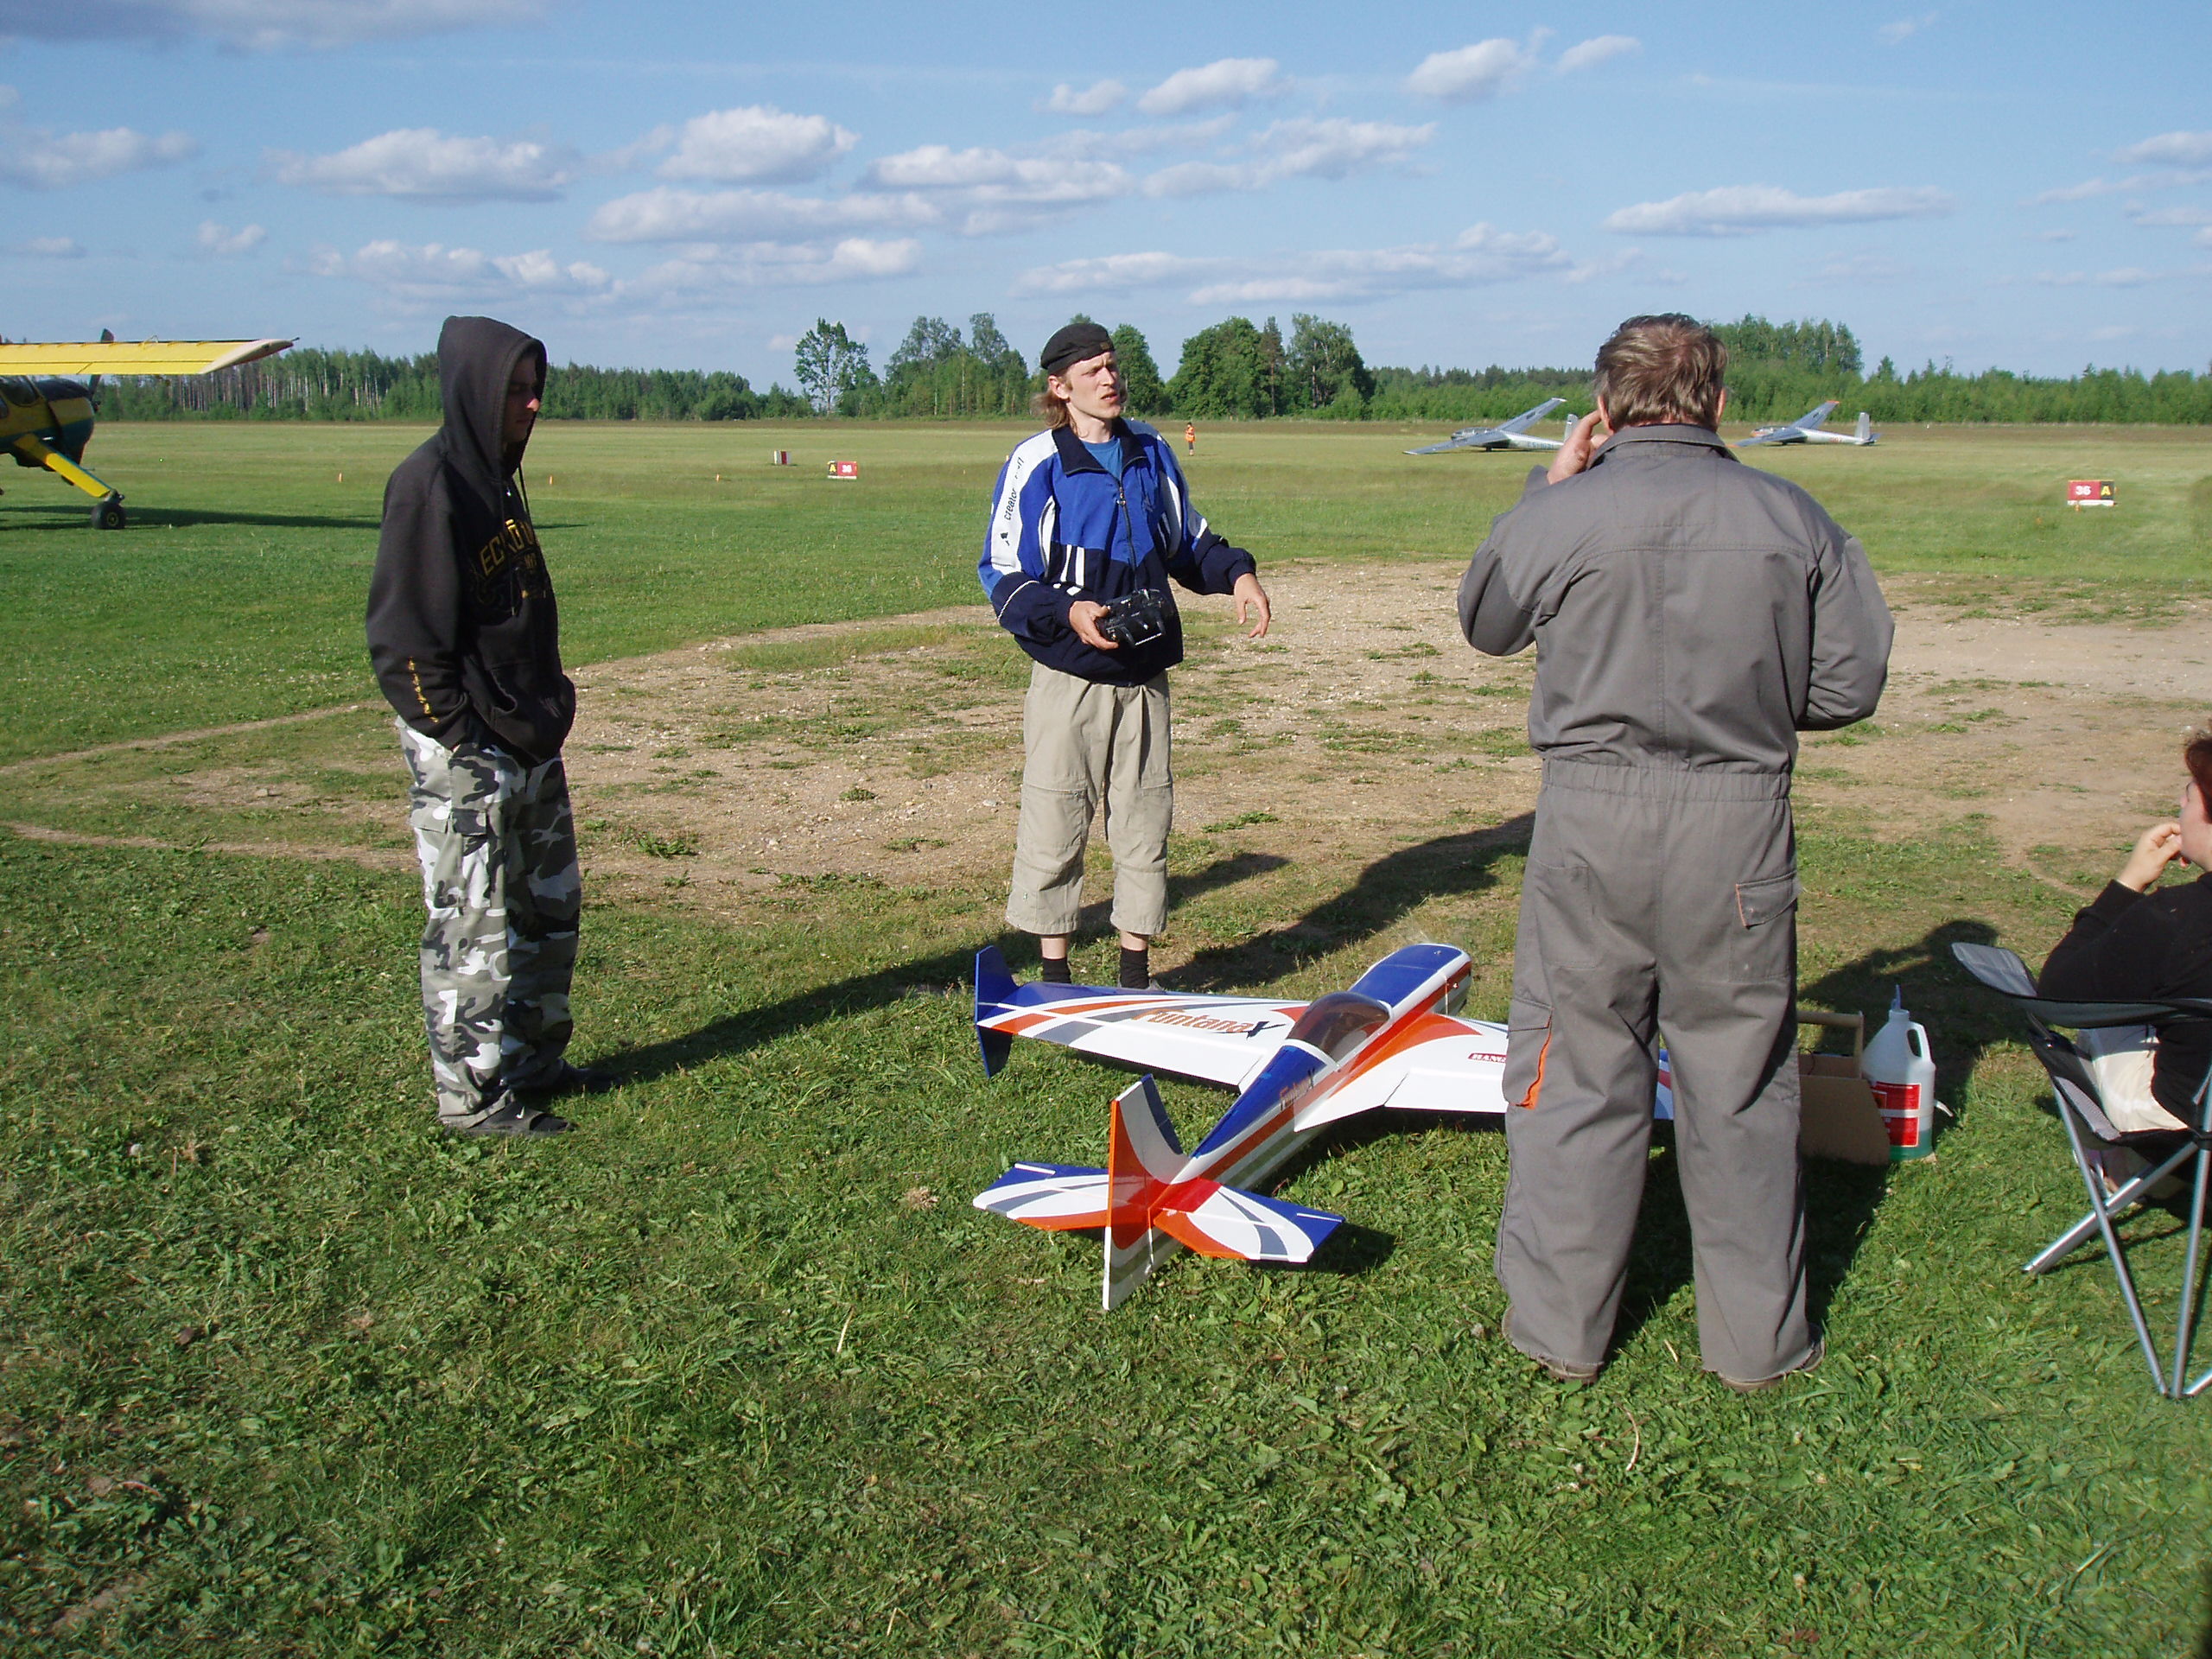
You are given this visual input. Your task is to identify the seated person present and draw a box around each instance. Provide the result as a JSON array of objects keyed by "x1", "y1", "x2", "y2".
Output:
[{"x1": 2038, "y1": 723, "x2": 2212, "y2": 1134}]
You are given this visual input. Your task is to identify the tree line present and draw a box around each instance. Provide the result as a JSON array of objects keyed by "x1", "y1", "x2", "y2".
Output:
[{"x1": 84, "y1": 315, "x2": 2212, "y2": 427}]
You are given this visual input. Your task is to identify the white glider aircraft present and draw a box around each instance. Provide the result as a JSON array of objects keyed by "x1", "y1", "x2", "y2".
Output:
[
  {"x1": 1406, "y1": 397, "x2": 1573, "y2": 456},
  {"x1": 1736, "y1": 402, "x2": 1877, "y2": 448}
]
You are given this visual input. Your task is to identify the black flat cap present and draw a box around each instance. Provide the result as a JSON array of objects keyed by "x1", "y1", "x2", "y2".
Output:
[{"x1": 1039, "y1": 321, "x2": 1115, "y2": 378}]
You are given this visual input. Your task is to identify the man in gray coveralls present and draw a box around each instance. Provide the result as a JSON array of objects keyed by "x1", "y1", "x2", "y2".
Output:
[{"x1": 1458, "y1": 315, "x2": 1893, "y2": 1389}]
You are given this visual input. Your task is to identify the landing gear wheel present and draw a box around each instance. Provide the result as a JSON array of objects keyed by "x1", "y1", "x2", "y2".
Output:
[{"x1": 92, "y1": 498, "x2": 126, "y2": 531}]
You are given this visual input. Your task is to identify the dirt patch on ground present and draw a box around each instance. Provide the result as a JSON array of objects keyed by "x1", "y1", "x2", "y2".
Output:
[
  {"x1": 549, "y1": 563, "x2": 2201, "y2": 913},
  {"x1": 7, "y1": 563, "x2": 2199, "y2": 913}
]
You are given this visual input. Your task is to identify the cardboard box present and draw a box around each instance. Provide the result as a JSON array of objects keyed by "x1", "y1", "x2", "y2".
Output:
[{"x1": 1796, "y1": 1011, "x2": 1892, "y2": 1165}]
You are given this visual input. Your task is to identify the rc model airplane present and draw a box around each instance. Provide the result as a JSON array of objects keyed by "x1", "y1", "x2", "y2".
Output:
[
  {"x1": 972, "y1": 943, "x2": 1519, "y2": 1307},
  {"x1": 1735, "y1": 402, "x2": 1877, "y2": 448},
  {"x1": 1406, "y1": 397, "x2": 1573, "y2": 455},
  {"x1": 1, "y1": 335, "x2": 294, "y2": 528}
]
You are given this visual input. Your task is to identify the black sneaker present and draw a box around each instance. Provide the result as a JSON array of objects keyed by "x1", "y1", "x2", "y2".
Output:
[
  {"x1": 441, "y1": 1099, "x2": 574, "y2": 1137},
  {"x1": 512, "y1": 1063, "x2": 620, "y2": 1099}
]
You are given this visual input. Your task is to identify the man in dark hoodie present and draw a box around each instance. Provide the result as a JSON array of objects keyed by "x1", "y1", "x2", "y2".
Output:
[{"x1": 367, "y1": 315, "x2": 607, "y2": 1136}]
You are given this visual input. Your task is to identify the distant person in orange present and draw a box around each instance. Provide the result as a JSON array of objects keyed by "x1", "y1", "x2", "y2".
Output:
[{"x1": 1184, "y1": 421, "x2": 1197, "y2": 456}]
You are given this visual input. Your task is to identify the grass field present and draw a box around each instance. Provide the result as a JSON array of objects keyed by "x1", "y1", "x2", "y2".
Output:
[{"x1": 3, "y1": 420, "x2": 2210, "y2": 1656}]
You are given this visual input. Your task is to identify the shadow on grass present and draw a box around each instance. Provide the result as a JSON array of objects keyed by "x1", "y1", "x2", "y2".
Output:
[
  {"x1": 2196, "y1": 1562, "x2": 2212, "y2": 1659},
  {"x1": 1608, "y1": 917, "x2": 2004, "y2": 1363},
  {"x1": 594, "y1": 850, "x2": 1289, "y2": 1083},
  {"x1": 1165, "y1": 816, "x2": 1535, "y2": 992}
]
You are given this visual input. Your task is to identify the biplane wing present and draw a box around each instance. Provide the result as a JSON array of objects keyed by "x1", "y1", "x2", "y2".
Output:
[{"x1": 0, "y1": 339, "x2": 295, "y2": 378}]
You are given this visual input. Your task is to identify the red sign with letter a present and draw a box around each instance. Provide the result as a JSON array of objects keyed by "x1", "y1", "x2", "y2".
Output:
[
  {"x1": 828, "y1": 460, "x2": 859, "y2": 480},
  {"x1": 2066, "y1": 479, "x2": 2115, "y2": 507}
]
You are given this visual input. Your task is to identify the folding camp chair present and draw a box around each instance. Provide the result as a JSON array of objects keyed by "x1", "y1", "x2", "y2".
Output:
[{"x1": 1951, "y1": 941, "x2": 2212, "y2": 1399}]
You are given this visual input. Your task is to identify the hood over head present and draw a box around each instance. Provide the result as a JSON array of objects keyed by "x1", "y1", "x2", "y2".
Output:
[{"x1": 435, "y1": 315, "x2": 544, "y2": 505}]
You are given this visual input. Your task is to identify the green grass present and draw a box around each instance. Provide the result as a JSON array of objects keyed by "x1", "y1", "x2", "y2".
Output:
[
  {"x1": 4, "y1": 420, "x2": 2212, "y2": 1655},
  {"x1": 3, "y1": 420, "x2": 2207, "y2": 765},
  {"x1": 4, "y1": 823, "x2": 2210, "y2": 1655}
]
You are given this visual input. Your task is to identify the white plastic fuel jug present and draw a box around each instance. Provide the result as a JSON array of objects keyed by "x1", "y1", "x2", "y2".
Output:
[{"x1": 1862, "y1": 986, "x2": 1937, "y2": 1160}]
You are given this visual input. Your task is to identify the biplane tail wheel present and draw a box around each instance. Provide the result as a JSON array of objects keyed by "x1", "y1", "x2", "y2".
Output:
[{"x1": 92, "y1": 497, "x2": 126, "y2": 531}]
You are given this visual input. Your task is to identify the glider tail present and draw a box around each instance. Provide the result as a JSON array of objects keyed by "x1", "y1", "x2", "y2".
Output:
[{"x1": 1854, "y1": 410, "x2": 1872, "y2": 444}]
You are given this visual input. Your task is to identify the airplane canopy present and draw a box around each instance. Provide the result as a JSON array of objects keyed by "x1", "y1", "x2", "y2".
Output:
[{"x1": 0, "y1": 339, "x2": 294, "y2": 377}]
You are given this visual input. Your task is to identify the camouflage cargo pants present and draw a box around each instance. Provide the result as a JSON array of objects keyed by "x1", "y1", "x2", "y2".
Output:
[{"x1": 399, "y1": 721, "x2": 582, "y2": 1126}]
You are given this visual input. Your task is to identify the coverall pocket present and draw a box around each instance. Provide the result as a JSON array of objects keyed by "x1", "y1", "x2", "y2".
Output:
[
  {"x1": 1724, "y1": 869, "x2": 1798, "y2": 982},
  {"x1": 1502, "y1": 994, "x2": 1554, "y2": 1109},
  {"x1": 1523, "y1": 859, "x2": 1598, "y2": 971}
]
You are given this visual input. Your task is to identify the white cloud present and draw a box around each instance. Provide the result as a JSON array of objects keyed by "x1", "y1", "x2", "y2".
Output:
[
  {"x1": 1040, "y1": 79, "x2": 1125, "y2": 116},
  {"x1": 0, "y1": 123, "x2": 196, "y2": 188},
  {"x1": 2031, "y1": 169, "x2": 2212, "y2": 203},
  {"x1": 636, "y1": 237, "x2": 922, "y2": 292},
  {"x1": 1604, "y1": 183, "x2": 1954, "y2": 235},
  {"x1": 1136, "y1": 57, "x2": 1287, "y2": 117},
  {"x1": 1014, "y1": 251, "x2": 1216, "y2": 296},
  {"x1": 861, "y1": 143, "x2": 1130, "y2": 232},
  {"x1": 1878, "y1": 13, "x2": 1938, "y2": 44},
  {"x1": 2126, "y1": 205, "x2": 2212, "y2": 227},
  {"x1": 6, "y1": 235, "x2": 84, "y2": 258},
  {"x1": 14, "y1": 0, "x2": 553, "y2": 50},
  {"x1": 1041, "y1": 116, "x2": 1233, "y2": 156},
  {"x1": 657, "y1": 106, "x2": 856, "y2": 186},
  {"x1": 2113, "y1": 131, "x2": 2212, "y2": 167},
  {"x1": 1557, "y1": 35, "x2": 1640, "y2": 73},
  {"x1": 586, "y1": 185, "x2": 938, "y2": 242},
  {"x1": 1802, "y1": 251, "x2": 1915, "y2": 284},
  {"x1": 2035, "y1": 229, "x2": 2079, "y2": 242},
  {"x1": 1405, "y1": 37, "x2": 1539, "y2": 102},
  {"x1": 195, "y1": 219, "x2": 266, "y2": 256},
  {"x1": 1143, "y1": 118, "x2": 1433, "y2": 196},
  {"x1": 2199, "y1": 228, "x2": 2212, "y2": 249},
  {"x1": 2014, "y1": 267, "x2": 2177, "y2": 288},
  {"x1": 1015, "y1": 222, "x2": 1572, "y2": 303},
  {"x1": 308, "y1": 238, "x2": 610, "y2": 307},
  {"x1": 270, "y1": 128, "x2": 574, "y2": 200}
]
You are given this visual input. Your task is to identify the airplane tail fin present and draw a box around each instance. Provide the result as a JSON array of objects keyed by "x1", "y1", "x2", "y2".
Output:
[
  {"x1": 1854, "y1": 411, "x2": 1872, "y2": 443},
  {"x1": 1102, "y1": 1075, "x2": 1342, "y2": 1308},
  {"x1": 974, "y1": 945, "x2": 1017, "y2": 1077},
  {"x1": 1564, "y1": 415, "x2": 1576, "y2": 442}
]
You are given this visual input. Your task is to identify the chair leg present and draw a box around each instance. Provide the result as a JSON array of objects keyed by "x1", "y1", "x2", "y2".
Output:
[
  {"x1": 2170, "y1": 1144, "x2": 2210, "y2": 1399},
  {"x1": 2027, "y1": 1139, "x2": 2198, "y2": 1274},
  {"x1": 2056, "y1": 1098, "x2": 2169, "y2": 1390}
]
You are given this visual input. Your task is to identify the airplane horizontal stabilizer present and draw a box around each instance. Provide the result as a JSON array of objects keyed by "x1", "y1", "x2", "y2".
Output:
[
  {"x1": 973, "y1": 1161, "x2": 1110, "y2": 1230},
  {"x1": 1152, "y1": 1184, "x2": 1343, "y2": 1263}
]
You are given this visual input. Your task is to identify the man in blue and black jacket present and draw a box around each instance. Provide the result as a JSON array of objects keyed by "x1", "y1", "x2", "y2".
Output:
[{"x1": 979, "y1": 321, "x2": 1270, "y2": 989}]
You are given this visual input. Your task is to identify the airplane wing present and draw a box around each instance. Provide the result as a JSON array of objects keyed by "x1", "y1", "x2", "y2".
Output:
[
  {"x1": 1404, "y1": 432, "x2": 1498, "y2": 455},
  {"x1": 1292, "y1": 1010, "x2": 1512, "y2": 1128},
  {"x1": 0, "y1": 339, "x2": 294, "y2": 377},
  {"x1": 975, "y1": 947, "x2": 1298, "y2": 1088},
  {"x1": 1496, "y1": 397, "x2": 1565, "y2": 435},
  {"x1": 1799, "y1": 401, "x2": 1838, "y2": 429}
]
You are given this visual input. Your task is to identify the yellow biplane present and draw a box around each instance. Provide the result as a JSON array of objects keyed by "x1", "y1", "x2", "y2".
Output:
[{"x1": 0, "y1": 335, "x2": 293, "y2": 529}]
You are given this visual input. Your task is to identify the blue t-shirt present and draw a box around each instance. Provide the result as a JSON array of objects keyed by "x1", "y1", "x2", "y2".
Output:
[{"x1": 1082, "y1": 437, "x2": 1126, "y2": 480}]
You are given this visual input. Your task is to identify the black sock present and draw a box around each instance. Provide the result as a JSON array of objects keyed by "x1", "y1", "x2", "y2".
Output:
[
  {"x1": 1039, "y1": 956, "x2": 1072, "y2": 984},
  {"x1": 1119, "y1": 946, "x2": 1150, "y2": 990}
]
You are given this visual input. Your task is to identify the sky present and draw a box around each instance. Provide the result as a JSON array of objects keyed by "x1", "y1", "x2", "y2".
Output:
[{"x1": 3, "y1": 0, "x2": 2208, "y2": 387}]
